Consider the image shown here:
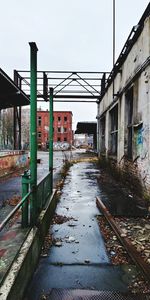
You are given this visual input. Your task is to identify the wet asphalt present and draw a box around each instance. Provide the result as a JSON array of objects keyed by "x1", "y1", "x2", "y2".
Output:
[
  {"x1": 0, "y1": 151, "x2": 67, "y2": 206},
  {"x1": 25, "y1": 159, "x2": 139, "y2": 299},
  {"x1": 0, "y1": 151, "x2": 69, "y2": 222},
  {"x1": 0, "y1": 150, "x2": 146, "y2": 298}
]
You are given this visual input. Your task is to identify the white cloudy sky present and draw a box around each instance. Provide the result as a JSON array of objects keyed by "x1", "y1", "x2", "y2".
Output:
[{"x1": 1, "y1": 0, "x2": 149, "y2": 129}]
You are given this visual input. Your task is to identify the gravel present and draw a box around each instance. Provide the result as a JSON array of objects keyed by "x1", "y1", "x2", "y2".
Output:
[{"x1": 97, "y1": 216, "x2": 150, "y2": 294}]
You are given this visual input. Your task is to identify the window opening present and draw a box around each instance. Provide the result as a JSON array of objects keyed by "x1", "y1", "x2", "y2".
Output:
[
  {"x1": 110, "y1": 105, "x2": 118, "y2": 155},
  {"x1": 100, "y1": 116, "x2": 105, "y2": 152},
  {"x1": 126, "y1": 88, "x2": 133, "y2": 159},
  {"x1": 38, "y1": 116, "x2": 42, "y2": 126}
]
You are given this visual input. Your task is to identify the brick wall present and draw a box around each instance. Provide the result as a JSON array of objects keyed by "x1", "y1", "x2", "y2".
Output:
[{"x1": 37, "y1": 110, "x2": 73, "y2": 149}]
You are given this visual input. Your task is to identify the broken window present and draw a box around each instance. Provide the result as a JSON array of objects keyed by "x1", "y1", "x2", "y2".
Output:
[
  {"x1": 58, "y1": 127, "x2": 61, "y2": 133},
  {"x1": 58, "y1": 116, "x2": 61, "y2": 122},
  {"x1": 64, "y1": 127, "x2": 67, "y2": 133},
  {"x1": 37, "y1": 116, "x2": 42, "y2": 126},
  {"x1": 126, "y1": 88, "x2": 133, "y2": 159},
  {"x1": 110, "y1": 105, "x2": 118, "y2": 155},
  {"x1": 100, "y1": 116, "x2": 105, "y2": 153},
  {"x1": 57, "y1": 137, "x2": 61, "y2": 142},
  {"x1": 64, "y1": 137, "x2": 67, "y2": 142},
  {"x1": 64, "y1": 116, "x2": 67, "y2": 122},
  {"x1": 38, "y1": 131, "x2": 41, "y2": 138}
]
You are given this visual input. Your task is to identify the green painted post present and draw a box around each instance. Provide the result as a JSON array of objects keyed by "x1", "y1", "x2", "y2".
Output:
[
  {"x1": 22, "y1": 170, "x2": 30, "y2": 227},
  {"x1": 49, "y1": 88, "x2": 54, "y2": 193},
  {"x1": 29, "y1": 42, "x2": 38, "y2": 225}
]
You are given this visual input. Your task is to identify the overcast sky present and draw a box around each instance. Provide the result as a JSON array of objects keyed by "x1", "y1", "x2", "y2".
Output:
[{"x1": 1, "y1": 0, "x2": 149, "y2": 129}]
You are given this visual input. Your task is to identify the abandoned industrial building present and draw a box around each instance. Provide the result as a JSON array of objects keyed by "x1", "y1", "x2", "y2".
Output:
[
  {"x1": 97, "y1": 4, "x2": 150, "y2": 197},
  {"x1": 37, "y1": 110, "x2": 73, "y2": 149},
  {"x1": 1, "y1": 3, "x2": 150, "y2": 299}
]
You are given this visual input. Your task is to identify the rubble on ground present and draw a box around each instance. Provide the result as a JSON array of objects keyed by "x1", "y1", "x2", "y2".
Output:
[
  {"x1": 52, "y1": 213, "x2": 74, "y2": 224},
  {"x1": 115, "y1": 217, "x2": 150, "y2": 265},
  {"x1": 97, "y1": 216, "x2": 150, "y2": 294},
  {"x1": 41, "y1": 233, "x2": 53, "y2": 255}
]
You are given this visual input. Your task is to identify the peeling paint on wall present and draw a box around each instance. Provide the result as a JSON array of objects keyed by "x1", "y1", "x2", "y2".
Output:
[{"x1": 0, "y1": 151, "x2": 29, "y2": 177}]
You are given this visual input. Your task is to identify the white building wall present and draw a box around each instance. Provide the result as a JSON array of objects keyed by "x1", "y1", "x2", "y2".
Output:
[
  {"x1": 98, "y1": 14, "x2": 150, "y2": 193},
  {"x1": 100, "y1": 17, "x2": 150, "y2": 116}
]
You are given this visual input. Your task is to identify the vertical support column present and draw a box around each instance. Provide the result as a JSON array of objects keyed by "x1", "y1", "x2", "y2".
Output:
[
  {"x1": 14, "y1": 70, "x2": 19, "y2": 150},
  {"x1": 105, "y1": 110, "x2": 109, "y2": 158},
  {"x1": 0, "y1": 110, "x2": 2, "y2": 149},
  {"x1": 49, "y1": 88, "x2": 54, "y2": 194},
  {"x1": 29, "y1": 42, "x2": 38, "y2": 225},
  {"x1": 18, "y1": 76, "x2": 22, "y2": 150},
  {"x1": 112, "y1": 0, "x2": 116, "y2": 99},
  {"x1": 18, "y1": 107, "x2": 22, "y2": 149},
  {"x1": 13, "y1": 107, "x2": 17, "y2": 149}
]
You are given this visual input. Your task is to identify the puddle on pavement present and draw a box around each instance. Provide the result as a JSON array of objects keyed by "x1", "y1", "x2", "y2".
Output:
[{"x1": 25, "y1": 160, "x2": 143, "y2": 300}]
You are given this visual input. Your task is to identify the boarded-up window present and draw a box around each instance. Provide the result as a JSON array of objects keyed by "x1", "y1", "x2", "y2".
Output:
[
  {"x1": 110, "y1": 105, "x2": 118, "y2": 155},
  {"x1": 126, "y1": 88, "x2": 133, "y2": 159},
  {"x1": 100, "y1": 116, "x2": 105, "y2": 152}
]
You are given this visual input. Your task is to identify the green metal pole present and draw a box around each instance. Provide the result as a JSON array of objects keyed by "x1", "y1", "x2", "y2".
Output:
[
  {"x1": 29, "y1": 42, "x2": 38, "y2": 225},
  {"x1": 49, "y1": 88, "x2": 54, "y2": 194}
]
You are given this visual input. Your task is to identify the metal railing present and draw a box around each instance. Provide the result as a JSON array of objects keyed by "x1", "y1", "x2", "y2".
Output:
[
  {"x1": 0, "y1": 171, "x2": 52, "y2": 232},
  {"x1": 37, "y1": 172, "x2": 52, "y2": 211}
]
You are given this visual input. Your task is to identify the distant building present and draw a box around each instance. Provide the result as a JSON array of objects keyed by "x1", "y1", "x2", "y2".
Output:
[
  {"x1": 74, "y1": 134, "x2": 88, "y2": 148},
  {"x1": 75, "y1": 122, "x2": 97, "y2": 149},
  {"x1": 37, "y1": 109, "x2": 73, "y2": 149}
]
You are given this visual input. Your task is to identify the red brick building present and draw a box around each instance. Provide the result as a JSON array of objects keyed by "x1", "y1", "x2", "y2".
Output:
[{"x1": 37, "y1": 110, "x2": 73, "y2": 149}]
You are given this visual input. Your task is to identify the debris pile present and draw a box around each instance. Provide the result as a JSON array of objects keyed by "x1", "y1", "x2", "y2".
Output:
[
  {"x1": 115, "y1": 217, "x2": 150, "y2": 265},
  {"x1": 52, "y1": 213, "x2": 73, "y2": 224},
  {"x1": 97, "y1": 215, "x2": 150, "y2": 293},
  {"x1": 97, "y1": 216, "x2": 131, "y2": 265},
  {"x1": 41, "y1": 233, "x2": 53, "y2": 256},
  {"x1": 8, "y1": 195, "x2": 21, "y2": 206}
]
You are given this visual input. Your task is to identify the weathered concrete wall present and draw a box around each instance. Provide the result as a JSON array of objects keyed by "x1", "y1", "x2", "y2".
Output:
[
  {"x1": 0, "y1": 190, "x2": 57, "y2": 300},
  {"x1": 97, "y1": 15, "x2": 150, "y2": 197},
  {"x1": 0, "y1": 151, "x2": 29, "y2": 177}
]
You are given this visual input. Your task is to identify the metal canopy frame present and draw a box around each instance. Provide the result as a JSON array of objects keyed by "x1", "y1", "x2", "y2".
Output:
[
  {"x1": 0, "y1": 68, "x2": 30, "y2": 109},
  {"x1": 0, "y1": 68, "x2": 30, "y2": 150},
  {"x1": 14, "y1": 70, "x2": 110, "y2": 103}
]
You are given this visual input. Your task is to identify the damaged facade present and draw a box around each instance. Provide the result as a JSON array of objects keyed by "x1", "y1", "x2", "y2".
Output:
[{"x1": 97, "y1": 4, "x2": 150, "y2": 197}]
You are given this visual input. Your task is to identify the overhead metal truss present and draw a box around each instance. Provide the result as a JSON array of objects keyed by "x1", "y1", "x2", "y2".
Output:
[{"x1": 14, "y1": 70, "x2": 110, "y2": 103}]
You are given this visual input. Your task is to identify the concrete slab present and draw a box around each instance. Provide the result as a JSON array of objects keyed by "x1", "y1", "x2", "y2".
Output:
[
  {"x1": 0, "y1": 224, "x2": 29, "y2": 285},
  {"x1": 25, "y1": 264, "x2": 139, "y2": 300},
  {"x1": 48, "y1": 162, "x2": 108, "y2": 265},
  {"x1": 25, "y1": 160, "x2": 139, "y2": 299}
]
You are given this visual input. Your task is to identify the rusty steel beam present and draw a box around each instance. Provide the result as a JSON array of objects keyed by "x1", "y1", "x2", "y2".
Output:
[{"x1": 96, "y1": 196, "x2": 150, "y2": 282}]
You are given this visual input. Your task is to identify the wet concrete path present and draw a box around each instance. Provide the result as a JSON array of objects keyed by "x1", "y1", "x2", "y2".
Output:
[{"x1": 26, "y1": 160, "x2": 138, "y2": 299}]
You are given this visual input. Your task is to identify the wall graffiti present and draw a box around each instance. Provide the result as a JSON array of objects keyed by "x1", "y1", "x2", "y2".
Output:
[
  {"x1": 136, "y1": 125, "x2": 149, "y2": 159},
  {"x1": 135, "y1": 124, "x2": 150, "y2": 189},
  {"x1": 0, "y1": 152, "x2": 29, "y2": 176}
]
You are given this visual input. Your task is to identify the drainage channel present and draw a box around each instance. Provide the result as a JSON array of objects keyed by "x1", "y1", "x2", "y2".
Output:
[
  {"x1": 25, "y1": 160, "x2": 149, "y2": 300},
  {"x1": 96, "y1": 197, "x2": 150, "y2": 283}
]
